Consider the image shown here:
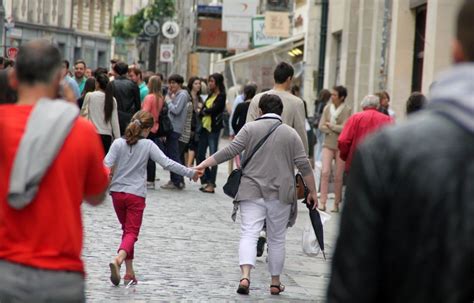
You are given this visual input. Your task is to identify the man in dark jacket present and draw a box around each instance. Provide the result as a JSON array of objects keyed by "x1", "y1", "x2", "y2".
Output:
[
  {"x1": 112, "y1": 62, "x2": 141, "y2": 134},
  {"x1": 327, "y1": 1, "x2": 474, "y2": 302}
]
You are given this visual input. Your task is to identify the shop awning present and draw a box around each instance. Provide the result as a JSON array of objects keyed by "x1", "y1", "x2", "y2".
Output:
[
  {"x1": 216, "y1": 33, "x2": 305, "y2": 65},
  {"x1": 214, "y1": 33, "x2": 305, "y2": 87}
]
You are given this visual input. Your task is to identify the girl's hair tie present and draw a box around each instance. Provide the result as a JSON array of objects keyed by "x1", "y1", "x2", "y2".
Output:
[{"x1": 133, "y1": 119, "x2": 142, "y2": 127}]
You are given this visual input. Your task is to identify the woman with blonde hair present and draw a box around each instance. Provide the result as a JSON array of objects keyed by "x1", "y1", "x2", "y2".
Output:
[{"x1": 142, "y1": 76, "x2": 165, "y2": 188}]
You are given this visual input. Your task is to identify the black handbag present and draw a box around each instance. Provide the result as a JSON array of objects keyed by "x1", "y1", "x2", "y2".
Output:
[
  {"x1": 223, "y1": 122, "x2": 281, "y2": 198},
  {"x1": 157, "y1": 102, "x2": 174, "y2": 137}
]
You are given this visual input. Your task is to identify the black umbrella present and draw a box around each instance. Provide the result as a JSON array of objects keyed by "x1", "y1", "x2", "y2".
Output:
[{"x1": 296, "y1": 173, "x2": 326, "y2": 260}]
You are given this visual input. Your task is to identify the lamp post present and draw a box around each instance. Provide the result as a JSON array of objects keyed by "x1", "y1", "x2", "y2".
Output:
[{"x1": 0, "y1": 0, "x2": 5, "y2": 57}]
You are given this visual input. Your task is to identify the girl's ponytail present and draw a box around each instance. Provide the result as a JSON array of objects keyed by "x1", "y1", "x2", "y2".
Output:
[{"x1": 124, "y1": 111, "x2": 154, "y2": 145}]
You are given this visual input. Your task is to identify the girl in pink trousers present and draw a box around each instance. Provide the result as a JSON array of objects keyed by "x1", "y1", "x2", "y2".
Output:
[{"x1": 104, "y1": 111, "x2": 201, "y2": 286}]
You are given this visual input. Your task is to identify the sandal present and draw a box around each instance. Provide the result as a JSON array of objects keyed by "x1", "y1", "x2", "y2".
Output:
[
  {"x1": 201, "y1": 185, "x2": 215, "y2": 194},
  {"x1": 236, "y1": 278, "x2": 250, "y2": 295},
  {"x1": 123, "y1": 273, "x2": 137, "y2": 286},
  {"x1": 270, "y1": 284, "x2": 285, "y2": 295},
  {"x1": 109, "y1": 260, "x2": 121, "y2": 286}
]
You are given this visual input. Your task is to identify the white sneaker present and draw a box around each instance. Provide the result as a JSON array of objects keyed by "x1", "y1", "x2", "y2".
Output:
[{"x1": 147, "y1": 181, "x2": 155, "y2": 189}]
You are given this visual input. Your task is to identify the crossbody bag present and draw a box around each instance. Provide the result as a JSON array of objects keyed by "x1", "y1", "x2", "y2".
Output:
[{"x1": 223, "y1": 122, "x2": 281, "y2": 198}]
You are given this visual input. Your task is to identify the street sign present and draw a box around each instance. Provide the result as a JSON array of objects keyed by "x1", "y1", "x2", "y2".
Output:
[
  {"x1": 162, "y1": 21, "x2": 180, "y2": 39},
  {"x1": 160, "y1": 44, "x2": 174, "y2": 63},
  {"x1": 144, "y1": 20, "x2": 160, "y2": 37},
  {"x1": 7, "y1": 47, "x2": 19, "y2": 60}
]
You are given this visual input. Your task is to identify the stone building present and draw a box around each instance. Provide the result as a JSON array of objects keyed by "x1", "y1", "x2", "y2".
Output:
[
  {"x1": 323, "y1": 0, "x2": 463, "y2": 118},
  {"x1": 4, "y1": 0, "x2": 114, "y2": 68}
]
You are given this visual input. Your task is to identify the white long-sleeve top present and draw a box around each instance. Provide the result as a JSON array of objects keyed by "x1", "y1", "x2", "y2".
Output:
[
  {"x1": 81, "y1": 91, "x2": 121, "y2": 139},
  {"x1": 104, "y1": 138, "x2": 195, "y2": 197}
]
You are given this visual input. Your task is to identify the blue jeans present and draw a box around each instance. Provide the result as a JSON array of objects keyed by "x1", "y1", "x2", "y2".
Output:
[
  {"x1": 165, "y1": 131, "x2": 183, "y2": 186},
  {"x1": 197, "y1": 129, "x2": 220, "y2": 186}
]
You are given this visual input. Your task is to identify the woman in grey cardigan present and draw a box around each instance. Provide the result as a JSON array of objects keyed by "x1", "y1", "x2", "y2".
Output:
[{"x1": 197, "y1": 94, "x2": 318, "y2": 296}]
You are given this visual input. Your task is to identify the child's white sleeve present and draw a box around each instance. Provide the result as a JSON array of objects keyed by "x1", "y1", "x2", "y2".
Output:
[
  {"x1": 149, "y1": 143, "x2": 195, "y2": 178},
  {"x1": 104, "y1": 139, "x2": 119, "y2": 167}
]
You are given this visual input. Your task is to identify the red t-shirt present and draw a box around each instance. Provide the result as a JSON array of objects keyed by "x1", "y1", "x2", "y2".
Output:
[{"x1": 0, "y1": 104, "x2": 109, "y2": 274}]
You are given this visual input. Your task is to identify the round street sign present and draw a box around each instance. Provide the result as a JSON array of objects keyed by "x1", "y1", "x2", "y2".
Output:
[
  {"x1": 162, "y1": 21, "x2": 180, "y2": 39},
  {"x1": 143, "y1": 20, "x2": 160, "y2": 37},
  {"x1": 7, "y1": 47, "x2": 19, "y2": 60}
]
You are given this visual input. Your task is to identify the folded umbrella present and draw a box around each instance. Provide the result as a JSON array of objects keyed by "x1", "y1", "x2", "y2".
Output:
[{"x1": 296, "y1": 173, "x2": 326, "y2": 260}]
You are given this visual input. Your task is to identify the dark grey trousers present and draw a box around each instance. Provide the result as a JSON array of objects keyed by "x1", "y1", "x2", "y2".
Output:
[{"x1": 0, "y1": 260, "x2": 85, "y2": 303}]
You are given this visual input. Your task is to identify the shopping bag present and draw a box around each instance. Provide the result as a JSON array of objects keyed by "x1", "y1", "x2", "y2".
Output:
[{"x1": 302, "y1": 210, "x2": 331, "y2": 256}]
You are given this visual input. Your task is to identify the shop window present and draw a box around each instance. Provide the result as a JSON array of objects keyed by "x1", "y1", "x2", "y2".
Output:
[
  {"x1": 74, "y1": 47, "x2": 82, "y2": 62},
  {"x1": 411, "y1": 4, "x2": 426, "y2": 92},
  {"x1": 98, "y1": 51, "x2": 106, "y2": 68}
]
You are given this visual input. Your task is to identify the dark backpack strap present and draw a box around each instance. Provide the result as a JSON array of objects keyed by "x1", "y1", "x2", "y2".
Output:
[{"x1": 241, "y1": 122, "x2": 281, "y2": 169}]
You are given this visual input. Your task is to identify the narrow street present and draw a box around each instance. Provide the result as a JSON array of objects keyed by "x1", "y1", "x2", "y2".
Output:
[{"x1": 82, "y1": 159, "x2": 340, "y2": 302}]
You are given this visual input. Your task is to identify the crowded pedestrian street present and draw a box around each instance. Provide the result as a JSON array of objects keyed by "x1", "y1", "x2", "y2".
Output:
[
  {"x1": 2, "y1": 0, "x2": 474, "y2": 302},
  {"x1": 82, "y1": 157, "x2": 339, "y2": 302}
]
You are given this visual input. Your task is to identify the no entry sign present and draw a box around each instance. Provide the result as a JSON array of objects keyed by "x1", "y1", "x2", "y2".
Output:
[{"x1": 7, "y1": 47, "x2": 19, "y2": 60}]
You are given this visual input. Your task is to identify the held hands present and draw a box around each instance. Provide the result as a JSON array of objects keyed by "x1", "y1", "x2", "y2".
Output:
[
  {"x1": 191, "y1": 168, "x2": 204, "y2": 182},
  {"x1": 307, "y1": 191, "x2": 319, "y2": 210}
]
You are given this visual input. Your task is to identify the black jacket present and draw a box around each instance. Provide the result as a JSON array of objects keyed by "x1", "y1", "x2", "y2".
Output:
[
  {"x1": 231, "y1": 101, "x2": 250, "y2": 135},
  {"x1": 328, "y1": 64, "x2": 474, "y2": 303},
  {"x1": 112, "y1": 76, "x2": 141, "y2": 133},
  {"x1": 200, "y1": 93, "x2": 226, "y2": 132}
]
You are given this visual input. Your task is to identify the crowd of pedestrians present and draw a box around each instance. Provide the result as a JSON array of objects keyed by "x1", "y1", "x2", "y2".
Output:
[{"x1": 1, "y1": 1, "x2": 474, "y2": 300}]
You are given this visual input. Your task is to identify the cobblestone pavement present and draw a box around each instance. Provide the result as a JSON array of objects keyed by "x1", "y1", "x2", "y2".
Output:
[{"x1": 82, "y1": 153, "x2": 341, "y2": 302}]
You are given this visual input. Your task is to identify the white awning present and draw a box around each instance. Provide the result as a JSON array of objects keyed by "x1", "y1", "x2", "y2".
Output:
[{"x1": 216, "y1": 33, "x2": 305, "y2": 64}]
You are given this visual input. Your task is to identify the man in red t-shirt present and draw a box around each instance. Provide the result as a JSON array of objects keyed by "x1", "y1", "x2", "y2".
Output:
[{"x1": 0, "y1": 41, "x2": 109, "y2": 302}]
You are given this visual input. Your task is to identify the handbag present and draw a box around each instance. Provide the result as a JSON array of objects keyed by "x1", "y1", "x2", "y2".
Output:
[
  {"x1": 157, "y1": 102, "x2": 174, "y2": 137},
  {"x1": 295, "y1": 172, "x2": 309, "y2": 200},
  {"x1": 223, "y1": 122, "x2": 281, "y2": 198}
]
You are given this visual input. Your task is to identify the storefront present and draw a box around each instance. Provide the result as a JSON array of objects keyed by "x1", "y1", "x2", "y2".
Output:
[{"x1": 214, "y1": 33, "x2": 305, "y2": 90}]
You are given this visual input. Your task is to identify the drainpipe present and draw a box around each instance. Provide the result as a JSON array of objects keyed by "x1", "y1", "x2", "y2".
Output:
[
  {"x1": 316, "y1": 0, "x2": 328, "y2": 93},
  {"x1": 379, "y1": 0, "x2": 392, "y2": 90}
]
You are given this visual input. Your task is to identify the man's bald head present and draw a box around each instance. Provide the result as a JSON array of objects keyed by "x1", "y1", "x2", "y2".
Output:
[{"x1": 16, "y1": 40, "x2": 62, "y2": 85}]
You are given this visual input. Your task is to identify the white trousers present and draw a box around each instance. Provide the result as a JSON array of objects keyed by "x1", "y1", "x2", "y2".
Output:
[{"x1": 239, "y1": 198, "x2": 292, "y2": 276}]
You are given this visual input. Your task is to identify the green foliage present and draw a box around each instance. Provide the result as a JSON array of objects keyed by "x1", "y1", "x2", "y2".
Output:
[{"x1": 112, "y1": 0, "x2": 175, "y2": 38}]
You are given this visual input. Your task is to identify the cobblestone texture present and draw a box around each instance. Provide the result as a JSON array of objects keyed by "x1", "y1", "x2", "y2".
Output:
[{"x1": 82, "y1": 157, "x2": 340, "y2": 302}]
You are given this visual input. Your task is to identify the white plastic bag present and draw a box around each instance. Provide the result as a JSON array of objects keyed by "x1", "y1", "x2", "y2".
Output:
[{"x1": 302, "y1": 210, "x2": 331, "y2": 256}]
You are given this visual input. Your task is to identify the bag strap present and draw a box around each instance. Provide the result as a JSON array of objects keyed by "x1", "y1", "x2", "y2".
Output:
[{"x1": 241, "y1": 122, "x2": 281, "y2": 169}]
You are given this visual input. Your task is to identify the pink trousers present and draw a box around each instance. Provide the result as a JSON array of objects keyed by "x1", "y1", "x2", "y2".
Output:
[
  {"x1": 111, "y1": 192, "x2": 146, "y2": 260},
  {"x1": 320, "y1": 147, "x2": 345, "y2": 205}
]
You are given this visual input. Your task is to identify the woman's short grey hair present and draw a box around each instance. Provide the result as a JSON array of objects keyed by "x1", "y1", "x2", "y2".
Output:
[{"x1": 360, "y1": 95, "x2": 380, "y2": 109}]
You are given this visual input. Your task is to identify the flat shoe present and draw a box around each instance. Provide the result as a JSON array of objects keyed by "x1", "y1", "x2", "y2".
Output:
[
  {"x1": 331, "y1": 207, "x2": 339, "y2": 213},
  {"x1": 270, "y1": 284, "x2": 285, "y2": 295},
  {"x1": 109, "y1": 260, "x2": 121, "y2": 286},
  {"x1": 123, "y1": 273, "x2": 137, "y2": 286},
  {"x1": 237, "y1": 278, "x2": 250, "y2": 295}
]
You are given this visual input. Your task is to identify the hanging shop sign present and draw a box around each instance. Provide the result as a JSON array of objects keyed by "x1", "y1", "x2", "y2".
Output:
[
  {"x1": 252, "y1": 16, "x2": 280, "y2": 47},
  {"x1": 227, "y1": 32, "x2": 249, "y2": 50},
  {"x1": 264, "y1": 11, "x2": 290, "y2": 38},
  {"x1": 162, "y1": 21, "x2": 180, "y2": 39},
  {"x1": 222, "y1": 0, "x2": 258, "y2": 33},
  {"x1": 144, "y1": 20, "x2": 160, "y2": 37}
]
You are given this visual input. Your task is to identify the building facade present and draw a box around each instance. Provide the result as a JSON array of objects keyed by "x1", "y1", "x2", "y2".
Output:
[
  {"x1": 323, "y1": 0, "x2": 463, "y2": 118},
  {"x1": 4, "y1": 0, "x2": 114, "y2": 69}
]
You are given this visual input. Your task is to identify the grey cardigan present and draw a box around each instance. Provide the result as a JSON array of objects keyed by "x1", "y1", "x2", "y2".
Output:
[{"x1": 213, "y1": 115, "x2": 312, "y2": 204}]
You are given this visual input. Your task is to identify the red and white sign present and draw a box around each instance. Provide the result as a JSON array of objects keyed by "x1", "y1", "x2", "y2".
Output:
[
  {"x1": 7, "y1": 47, "x2": 19, "y2": 60},
  {"x1": 160, "y1": 44, "x2": 174, "y2": 63}
]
